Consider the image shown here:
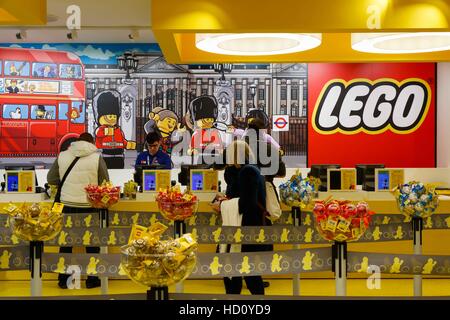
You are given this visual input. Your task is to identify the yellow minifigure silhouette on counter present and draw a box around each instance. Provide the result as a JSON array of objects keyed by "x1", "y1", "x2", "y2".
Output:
[
  {"x1": 445, "y1": 217, "x2": 450, "y2": 228},
  {"x1": 191, "y1": 228, "x2": 198, "y2": 242},
  {"x1": 149, "y1": 214, "x2": 158, "y2": 225},
  {"x1": 118, "y1": 263, "x2": 127, "y2": 276},
  {"x1": 5, "y1": 219, "x2": 9, "y2": 228},
  {"x1": 382, "y1": 216, "x2": 391, "y2": 224},
  {"x1": 390, "y1": 257, "x2": 404, "y2": 273},
  {"x1": 256, "y1": 229, "x2": 266, "y2": 243},
  {"x1": 304, "y1": 214, "x2": 312, "y2": 226},
  {"x1": 302, "y1": 251, "x2": 315, "y2": 271},
  {"x1": 107, "y1": 231, "x2": 117, "y2": 245},
  {"x1": 209, "y1": 257, "x2": 223, "y2": 276},
  {"x1": 286, "y1": 215, "x2": 294, "y2": 225},
  {"x1": 0, "y1": 250, "x2": 12, "y2": 269},
  {"x1": 425, "y1": 217, "x2": 433, "y2": 229},
  {"x1": 131, "y1": 213, "x2": 139, "y2": 225},
  {"x1": 239, "y1": 256, "x2": 250, "y2": 274},
  {"x1": 372, "y1": 226, "x2": 382, "y2": 241},
  {"x1": 422, "y1": 258, "x2": 437, "y2": 274},
  {"x1": 188, "y1": 215, "x2": 196, "y2": 226},
  {"x1": 209, "y1": 214, "x2": 217, "y2": 226},
  {"x1": 83, "y1": 214, "x2": 92, "y2": 227},
  {"x1": 111, "y1": 213, "x2": 120, "y2": 226},
  {"x1": 87, "y1": 257, "x2": 100, "y2": 275},
  {"x1": 280, "y1": 228, "x2": 290, "y2": 243},
  {"x1": 84, "y1": 215, "x2": 92, "y2": 227},
  {"x1": 212, "y1": 227, "x2": 222, "y2": 243},
  {"x1": 357, "y1": 257, "x2": 369, "y2": 273},
  {"x1": 393, "y1": 226, "x2": 403, "y2": 240},
  {"x1": 83, "y1": 231, "x2": 93, "y2": 246},
  {"x1": 305, "y1": 228, "x2": 314, "y2": 243},
  {"x1": 234, "y1": 228, "x2": 243, "y2": 243},
  {"x1": 55, "y1": 257, "x2": 66, "y2": 274},
  {"x1": 271, "y1": 253, "x2": 283, "y2": 272},
  {"x1": 58, "y1": 231, "x2": 68, "y2": 246},
  {"x1": 11, "y1": 234, "x2": 19, "y2": 245},
  {"x1": 65, "y1": 216, "x2": 73, "y2": 228}
]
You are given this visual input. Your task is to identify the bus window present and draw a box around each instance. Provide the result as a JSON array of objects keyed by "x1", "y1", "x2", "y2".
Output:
[
  {"x1": 31, "y1": 105, "x2": 56, "y2": 120},
  {"x1": 59, "y1": 64, "x2": 82, "y2": 79},
  {"x1": 71, "y1": 101, "x2": 85, "y2": 124},
  {"x1": 58, "y1": 103, "x2": 69, "y2": 120},
  {"x1": 3, "y1": 104, "x2": 28, "y2": 119},
  {"x1": 4, "y1": 61, "x2": 30, "y2": 77},
  {"x1": 32, "y1": 63, "x2": 57, "y2": 78},
  {"x1": 0, "y1": 60, "x2": 2, "y2": 75}
]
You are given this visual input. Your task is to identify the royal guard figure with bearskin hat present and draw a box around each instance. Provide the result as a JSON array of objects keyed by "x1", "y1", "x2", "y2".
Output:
[
  {"x1": 93, "y1": 90, "x2": 136, "y2": 169},
  {"x1": 188, "y1": 95, "x2": 223, "y2": 156}
]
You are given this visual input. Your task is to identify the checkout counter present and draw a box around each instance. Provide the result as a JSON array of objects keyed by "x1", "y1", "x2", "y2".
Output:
[{"x1": 1, "y1": 166, "x2": 450, "y2": 282}]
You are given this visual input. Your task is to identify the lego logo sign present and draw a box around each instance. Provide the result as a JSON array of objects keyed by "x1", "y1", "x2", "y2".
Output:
[
  {"x1": 312, "y1": 78, "x2": 431, "y2": 134},
  {"x1": 308, "y1": 63, "x2": 436, "y2": 168}
]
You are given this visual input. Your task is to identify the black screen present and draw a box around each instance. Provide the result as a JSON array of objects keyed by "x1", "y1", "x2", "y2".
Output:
[
  {"x1": 329, "y1": 170, "x2": 342, "y2": 190},
  {"x1": 309, "y1": 164, "x2": 341, "y2": 191}
]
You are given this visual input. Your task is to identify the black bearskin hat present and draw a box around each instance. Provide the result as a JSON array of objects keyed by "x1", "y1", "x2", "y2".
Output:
[
  {"x1": 93, "y1": 90, "x2": 121, "y2": 122},
  {"x1": 190, "y1": 95, "x2": 218, "y2": 121}
]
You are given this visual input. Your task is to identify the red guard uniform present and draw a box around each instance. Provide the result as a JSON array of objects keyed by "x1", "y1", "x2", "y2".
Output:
[
  {"x1": 95, "y1": 125, "x2": 128, "y2": 151},
  {"x1": 190, "y1": 128, "x2": 222, "y2": 151}
]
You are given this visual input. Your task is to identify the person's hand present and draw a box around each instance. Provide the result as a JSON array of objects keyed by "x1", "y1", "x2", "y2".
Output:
[
  {"x1": 210, "y1": 201, "x2": 221, "y2": 214},
  {"x1": 126, "y1": 141, "x2": 136, "y2": 149}
]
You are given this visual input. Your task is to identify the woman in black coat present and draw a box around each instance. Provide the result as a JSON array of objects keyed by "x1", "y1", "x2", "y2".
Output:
[{"x1": 221, "y1": 141, "x2": 271, "y2": 295}]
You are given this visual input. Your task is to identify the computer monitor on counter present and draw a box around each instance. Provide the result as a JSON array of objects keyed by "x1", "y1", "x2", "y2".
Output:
[
  {"x1": 356, "y1": 164, "x2": 385, "y2": 191},
  {"x1": 309, "y1": 164, "x2": 341, "y2": 191}
]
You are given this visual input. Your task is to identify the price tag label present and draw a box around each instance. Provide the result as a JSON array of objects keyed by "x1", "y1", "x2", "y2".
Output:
[
  {"x1": 336, "y1": 219, "x2": 350, "y2": 232},
  {"x1": 101, "y1": 194, "x2": 111, "y2": 204},
  {"x1": 4, "y1": 203, "x2": 17, "y2": 213},
  {"x1": 326, "y1": 218, "x2": 338, "y2": 232},
  {"x1": 52, "y1": 202, "x2": 64, "y2": 213},
  {"x1": 334, "y1": 233, "x2": 348, "y2": 242}
]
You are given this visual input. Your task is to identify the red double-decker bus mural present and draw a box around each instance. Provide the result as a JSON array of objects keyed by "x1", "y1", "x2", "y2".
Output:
[{"x1": 0, "y1": 47, "x2": 85, "y2": 157}]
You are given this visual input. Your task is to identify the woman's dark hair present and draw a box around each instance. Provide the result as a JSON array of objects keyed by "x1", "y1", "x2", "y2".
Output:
[
  {"x1": 78, "y1": 132, "x2": 95, "y2": 144},
  {"x1": 245, "y1": 109, "x2": 269, "y2": 129},
  {"x1": 145, "y1": 131, "x2": 162, "y2": 145}
]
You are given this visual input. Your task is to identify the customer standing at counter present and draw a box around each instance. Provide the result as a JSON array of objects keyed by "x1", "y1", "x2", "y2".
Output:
[
  {"x1": 213, "y1": 140, "x2": 270, "y2": 295},
  {"x1": 47, "y1": 132, "x2": 109, "y2": 289},
  {"x1": 135, "y1": 131, "x2": 173, "y2": 169}
]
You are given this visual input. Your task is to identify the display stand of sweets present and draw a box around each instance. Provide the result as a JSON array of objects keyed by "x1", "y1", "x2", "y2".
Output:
[
  {"x1": 393, "y1": 181, "x2": 439, "y2": 219},
  {"x1": 121, "y1": 222, "x2": 198, "y2": 288},
  {"x1": 124, "y1": 180, "x2": 138, "y2": 200},
  {"x1": 3, "y1": 202, "x2": 64, "y2": 241},
  {"x1": 279, "y1": 171, "x2": 319, "y2": 208},
  {"x1": 156, "y1": 185, "x2": 199, "y2": 221},
  {"x1": 85, "y1": 181, "x2": 121, "y2": 209},
  {"x1": 312, "y1": 197, "x2": 375, "y2": 242}
]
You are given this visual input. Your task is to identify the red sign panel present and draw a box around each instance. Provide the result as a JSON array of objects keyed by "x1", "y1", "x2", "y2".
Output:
[{"x1": 308, "y1": 63, "x2": 436, "y2": 168}]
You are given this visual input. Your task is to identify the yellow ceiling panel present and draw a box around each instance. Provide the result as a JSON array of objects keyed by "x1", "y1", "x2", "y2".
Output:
[
  {"x1": 152, "y1": 0, "x2": 450, "y2": 63},
  {"x1": 0, "y1": 0, "x2": 46, "y2": 25}
]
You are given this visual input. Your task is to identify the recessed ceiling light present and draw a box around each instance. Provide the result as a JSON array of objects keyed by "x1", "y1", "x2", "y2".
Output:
[
  {"x1": 195, "y1": 33, "x2": 321, "y2": 56},
  {"x1": 352, "y1": 32, "x2": 450, "y2": 54}
]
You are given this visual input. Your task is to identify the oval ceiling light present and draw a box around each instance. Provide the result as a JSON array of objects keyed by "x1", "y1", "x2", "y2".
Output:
[
  {"x1": 195, "y1": 33, "x2": 322, "y2": 56},
  {"x1": 352, "y1": 32, "x2": 450, "y2": 54}
]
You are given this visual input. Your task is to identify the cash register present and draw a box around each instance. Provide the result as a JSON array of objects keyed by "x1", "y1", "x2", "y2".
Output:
[
  {"x1": 134, "y1": 164, "x2": 172, "y2": 201},
  {"x1": 178, "y1": 164, "x2": 219, "y2": 202}
]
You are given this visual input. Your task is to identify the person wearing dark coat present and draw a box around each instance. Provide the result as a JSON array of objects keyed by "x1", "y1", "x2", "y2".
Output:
[{"x1": 217, "y1": 140, "x2": 271, "y2": 295}]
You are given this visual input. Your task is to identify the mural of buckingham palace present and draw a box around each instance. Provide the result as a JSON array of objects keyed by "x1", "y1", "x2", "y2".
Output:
[{"x1": 84, "y1": 55, "x2": 308, "y2": 158}]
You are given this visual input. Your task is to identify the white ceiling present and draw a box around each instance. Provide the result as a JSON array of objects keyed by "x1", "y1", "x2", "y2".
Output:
[{"x1": 0, "y1": 0, "x2": 156, "y2": 43}]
